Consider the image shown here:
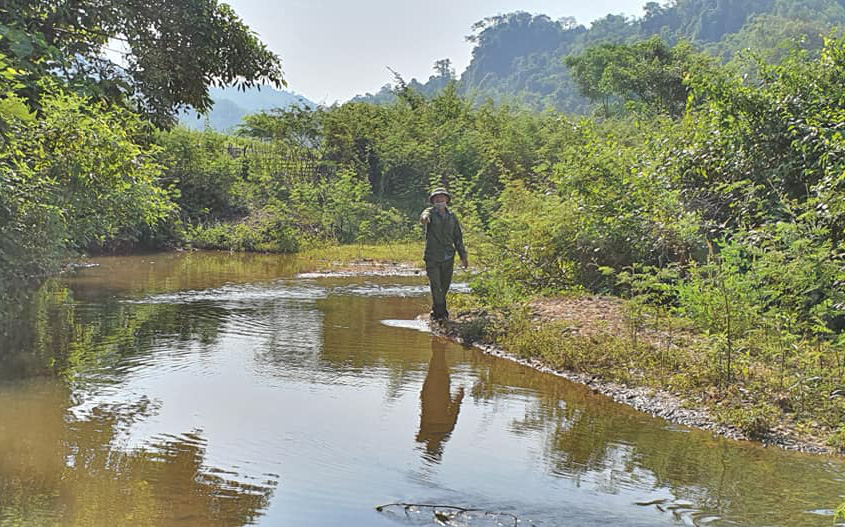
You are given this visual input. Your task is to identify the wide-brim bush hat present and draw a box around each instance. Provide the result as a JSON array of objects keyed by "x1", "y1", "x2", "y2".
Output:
[{"x1": 429, "y1": 187, "x2": 451, "y2": 203}]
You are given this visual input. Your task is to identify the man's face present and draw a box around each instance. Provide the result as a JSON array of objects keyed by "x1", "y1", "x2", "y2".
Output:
[{"x1": 432, "y1": 195, "x2": 448, "y2": 208}]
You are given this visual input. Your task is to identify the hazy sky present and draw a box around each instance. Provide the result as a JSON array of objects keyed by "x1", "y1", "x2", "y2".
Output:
[{"x1": 224, "y1": 0, "x2": 650, "y2": 104}]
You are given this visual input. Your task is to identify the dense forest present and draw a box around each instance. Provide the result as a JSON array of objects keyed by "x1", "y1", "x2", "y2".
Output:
[
  {"x1": 2, "y1": 0, "x2": 845, "y2": 452},
  {"x1": 356, "y1": 0, "x2": 845, "y2": 113}
]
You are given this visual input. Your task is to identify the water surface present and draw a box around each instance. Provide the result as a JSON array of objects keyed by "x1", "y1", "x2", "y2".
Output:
[{"x1": 1, "y1": 252, "x2": 843, "y2": 526}]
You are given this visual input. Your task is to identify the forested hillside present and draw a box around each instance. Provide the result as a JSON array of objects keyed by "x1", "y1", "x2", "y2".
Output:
[{"x1": 356, "y1": 0, "x2": 845, "y2": 113}]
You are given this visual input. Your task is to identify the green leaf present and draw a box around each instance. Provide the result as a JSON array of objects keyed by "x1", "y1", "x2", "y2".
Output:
[
  {"x1": 0, "y1": 97, "x2": 33, "y2": 121},
  {"x1": 9, "y1": 37, "x2": 34, "y2": 59}
]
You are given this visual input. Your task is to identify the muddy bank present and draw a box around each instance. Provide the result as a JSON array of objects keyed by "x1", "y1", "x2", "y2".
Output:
[{"x1": 424, "y1": 307, "x2": 836, "y2": 456}]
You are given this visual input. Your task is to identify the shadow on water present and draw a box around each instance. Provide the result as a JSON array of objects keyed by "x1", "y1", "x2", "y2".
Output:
[{"x1": 1, "y1": 252, "x2": 844, "y2": 527}]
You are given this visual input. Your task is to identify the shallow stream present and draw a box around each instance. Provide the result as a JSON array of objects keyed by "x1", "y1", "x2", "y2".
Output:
[{"x1": 1, "y1": 252, "x2": 843, "y2": 526}]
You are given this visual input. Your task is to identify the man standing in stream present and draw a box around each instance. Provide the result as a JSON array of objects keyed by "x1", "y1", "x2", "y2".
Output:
[{"x1": 420, "y1": 188, "x2": 468, "y2": 321}]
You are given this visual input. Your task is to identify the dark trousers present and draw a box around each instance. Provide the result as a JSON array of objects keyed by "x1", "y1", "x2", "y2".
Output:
[{"x1": 426, "y1": 258, "x2": 454, "y2": 319}]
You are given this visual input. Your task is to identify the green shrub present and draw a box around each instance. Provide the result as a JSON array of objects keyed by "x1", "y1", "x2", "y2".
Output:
[
  {"x1": 715, "y1": 403, "x2": 779, "y2": 439},
  {"x1": 825, "y1": 427, "x2": 845, "y2": 452},
  {"x1": 187, "y1": 206, "x2": 300, "y2": 253},
  {"x1": 156, "y1": 127, "x2": 248, "y2": 222},
  {"x1": 835, "y1": 502, "x2": 845, "y2": 522},
  {"x1": 1, "y1": 72, "x2": 172, "y2": 278}
]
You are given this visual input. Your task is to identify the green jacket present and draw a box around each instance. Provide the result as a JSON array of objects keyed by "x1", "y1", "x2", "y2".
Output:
[{"x1": 421, "y1": 206, "x2": 467, "y2": 264}]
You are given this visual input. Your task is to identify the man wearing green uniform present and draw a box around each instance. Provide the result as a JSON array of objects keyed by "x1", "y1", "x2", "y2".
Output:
[{"x1": 420, "y1": 188, "x2": 468, "y2": 321}]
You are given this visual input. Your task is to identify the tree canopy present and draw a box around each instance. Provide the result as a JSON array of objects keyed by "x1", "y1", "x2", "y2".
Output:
[
  {"x1": 565, "y1": 37, "x2": 719, "y2": 117},
  {"x1": 0, "y1": 0, "x2": 285, "y2": 127}
]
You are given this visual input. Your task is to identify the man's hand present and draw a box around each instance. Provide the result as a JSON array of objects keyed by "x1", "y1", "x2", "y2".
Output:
[
  {"x1": 460, "y1": 257, "x2": 468, "y2": 269},
  {"x1": 420, "y1": 212, "x2": 431, "y2": 225}
]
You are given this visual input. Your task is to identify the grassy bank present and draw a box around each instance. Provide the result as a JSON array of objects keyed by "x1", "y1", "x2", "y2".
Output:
[{"x1": 443, "y1": 292, "x2": 845, "y2": 453}]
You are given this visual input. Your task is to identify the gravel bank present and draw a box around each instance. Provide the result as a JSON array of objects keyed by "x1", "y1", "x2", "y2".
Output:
[{"x1": 427, "y1": 313, "x2": 835, "y2": 456}]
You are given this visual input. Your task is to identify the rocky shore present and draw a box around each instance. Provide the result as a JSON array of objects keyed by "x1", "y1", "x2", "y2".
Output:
[{"x1": 425, "y1": 310, "x2": 836, "y2": 456}]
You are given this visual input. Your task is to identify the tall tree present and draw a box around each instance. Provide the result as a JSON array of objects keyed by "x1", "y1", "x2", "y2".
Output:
[
  {"x1": 565, "y1": 37, "x2": 713, "y2": 117},
  {"x1": 0, "y1": 0, "x2": 284, "y2": 127}
]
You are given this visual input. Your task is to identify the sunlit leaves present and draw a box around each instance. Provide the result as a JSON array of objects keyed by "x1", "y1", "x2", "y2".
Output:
[
  {"x1": 564, "y1": 37, "x2": 716, "y2": 118},
  {"x1": 0, "y1": 0, "x2": 284, "y2": 127},
  {"x1": 1, "y1": 79, "x2": 172, "y2": 279}
]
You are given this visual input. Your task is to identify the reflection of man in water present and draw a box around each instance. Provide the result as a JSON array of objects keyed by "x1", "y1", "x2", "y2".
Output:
[{"x1": 416, "y1": 338, "x2": 464, "y2": 462}]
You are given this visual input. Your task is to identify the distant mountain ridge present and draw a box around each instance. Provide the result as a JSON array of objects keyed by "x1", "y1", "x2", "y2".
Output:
[
  {"x1": 180, "y1": 86, "x2": 314, "y2": 131},
  {"x1": 353, "y1": 0, "x2": 845, "y2": 113}
]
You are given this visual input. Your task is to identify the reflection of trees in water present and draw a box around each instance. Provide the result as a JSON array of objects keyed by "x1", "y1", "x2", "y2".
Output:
[
  {"x1": 0, "y1": 269, "x2": 296, "y2": 525},
  {"x1": 534, "y1": 396, "x2": 844, "y2": 525},
  {"x1": 416, "y1": 339, "x2": 464, "y2": 463},
  {"x1": 1, "y1": 279, "x2": 72, "y2": 378},
  {"x1": 318, "y1": 295, "x2": 433, "y2": 398},
  {"x1": 63, "y1": 251, "x2": 306, "y2": 300},
  {"x1": 464, "y1": 351, "x2": 845, "y2": 526},
  {"x1": 1, "y1": 275, "x2": 434, "y2": 390},
  {"x1": 1, "y1": 270, "x2": 332, "y2": 384},
  {"x1": 0, "y1": 383, "x2": 276, "y2": 526},
  {"x1": 0, "y1": 279, "x2": 227, "y2": 381}
]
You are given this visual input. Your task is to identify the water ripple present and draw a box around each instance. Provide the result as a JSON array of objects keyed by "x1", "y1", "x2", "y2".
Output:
[
  {"x1": 331, "y1": 282, "x2": 469, "y2": 297},
  {"x1": 130, "y1": 282, "x2": 328, "y2": 305}
]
